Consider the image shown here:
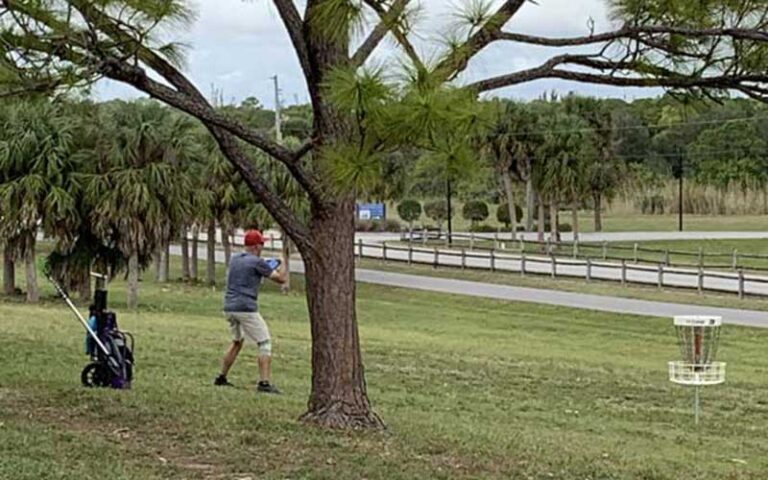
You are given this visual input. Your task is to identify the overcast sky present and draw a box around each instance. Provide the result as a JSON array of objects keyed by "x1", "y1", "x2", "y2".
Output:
[{"x1": 95, "y1": 0, "x2": 663, "y2": 107}]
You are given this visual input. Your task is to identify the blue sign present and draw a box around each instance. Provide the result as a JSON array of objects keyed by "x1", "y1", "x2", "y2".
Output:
[{"x1": 357, "y1": 203, "x2": 386, "y2": 220}]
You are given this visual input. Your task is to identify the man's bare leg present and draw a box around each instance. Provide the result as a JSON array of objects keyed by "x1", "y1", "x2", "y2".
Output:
[
  {"x1": 258, "y1": 355, "x2": 271, "y2": 383},
  {"x1": 220, "y1": 340, "x2": 243, "y2": 378}
]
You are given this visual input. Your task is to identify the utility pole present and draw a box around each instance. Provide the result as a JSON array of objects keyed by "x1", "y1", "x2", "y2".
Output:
[
  {"x1": 271, "y1": 75, "x2": 283, "y2": 143},
  {"x1": 446, "y1": 178, "x2": 453, "y2": 246}
]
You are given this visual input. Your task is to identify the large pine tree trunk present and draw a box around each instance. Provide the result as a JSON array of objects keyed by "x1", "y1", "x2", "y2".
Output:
[
  {"x1": 298, "y1": 200, "x2": 383, "y2": 429},
  {"x1": 181, "y1": 228, "x2": 191, "y2": 281},
  {"x1": 191, "y1": 225, "x2": 199, "y2": 281},
  {"x1": 127, "y1": 251, "x2": 139, "y2": 309},
  {"x1": 593, "y1": 191, "x2": 603, "y2": 232},
  {"x1": 206, "y1": 220, "x2": 216, "y2": 287},
  {"x1": 502, "y1": 171, "x2": 517, "y2": 240},
  {"x1": 3, "y1": 249, "x2": 15, "y2": 296},
  {"x1": 24, "y1": 243, "x2": 39, "y2": 303},
  {"x1": 159, "y1": 241, "x2": 170, "y2": 283}
]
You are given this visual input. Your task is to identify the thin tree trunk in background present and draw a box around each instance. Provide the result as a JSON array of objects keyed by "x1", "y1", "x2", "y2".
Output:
[
  {"x1": 572, "y1": 202, "x2": 580, "y2": 242},
  {"x1": 159, "y1": 242, "x2": 169, "y2": 283},
  {"x1": 549, "y1": 201, "x2": 559, "y2": 244},
  {"x1": 24, "y1": 243, "x2": 39, "y2": 303},
  {"x1": 127, "y1": 251, "x2": 139, "y2": 309},
  {"x1": 222, "y1": 226, "x2": 232, "y2": 268},
  {"x1": 298, "y1": 199, "x2": 383, "y2": 429},
  {"x1": 281, "y1": 230, "x2": 291, "y2": 294},
  {"x1": 181, "y1": 228, "x2": 190, "y2": 281},
  {"x1": 154, "y1": 249, "x2": 162, "y2": 281},
  {"x1": 593, "y1": 192, "x2": 603, "y2": 232},
  {"x1": 191, "y1": 225, "x2": 199, "y2": 281},
  {"x1": 207, "y1": 219, "x2": 216, "y2": 287},
  {"x1": 78, "y1": 273, "x2": 91, "y2": 303},
  {"x1": 526, "y1": 178, "x2": 535, "y2": 232},
  {"x1": 537, "y1": 193, "x2": 545, "y2": 244},
  {"x1": 3, "y1": 249, "x2": 15, "y2": 295},
  {"x1": 763, "y1": 187, "x2": 767, "y2": 214},
  {"x1": 502, "y1": 171, "x2": 518, "y2": 240}
]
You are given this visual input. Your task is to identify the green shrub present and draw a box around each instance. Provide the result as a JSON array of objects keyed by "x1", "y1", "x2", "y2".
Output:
[
  {"x1": 496, "y1": 204, "x2": 524, "y2": 228},
  {"x1": 462, "y1": 201, "x2": 489, "y2": 226},
  {"x1": 397, "y1": 199, "x2": 422, "y2": 230},
  {"x1": 469, "y1": 224, "x2": 498, "y2": 233},
  {"x1": 424, "y1": 200, "x2": 450, "y2": 227}
]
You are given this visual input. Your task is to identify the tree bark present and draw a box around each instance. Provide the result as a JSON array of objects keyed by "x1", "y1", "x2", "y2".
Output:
[
  {"x1": 549, "y1": 201, "x2": 559, "y2": 244},
  {"x1": 24, "y1": 244, "x2": 39, "y2": 303},
  {"x1": 159, "y1": 241, "x2": 170, "y2": 283},
  {"x1": 572, "y1": 202, "x2": 580, "y2": 242},
  {"x1": 593, "y1": 191, "x2": 603, "y2": 232},
  {"x1": 207, "y1": 219, "x2": 216, "y2": 287},
  {"x1": 181, "y1": 227, "x2": 191, "y2": 281},
  {"x1": 537, "y1": 192, "x2": 545, "y2": 244},
  {"x1": 298, "y1": 200, "x2": 383, "y2": 429},
  {"x1": 191, "y1": 224, "x2": 199, "y2": 281},
  {"x1": 526, "y1": 177, "x2": 535, "y2": 232},
  {"x1": 127, "y1": 251, "x2": 139, "y2": 309},
  {"x1": 502, "y1": 171, "x2": 518, "y2": 240},
  {"x1": 222, "y1": 226, "x2": 232, "y2": 268},
  {"x1": 281, "y1": 230, "x2": 291, "y2": 294},
  {"x1": 3, "y1": 249, "x2": 15, "y2": 296},
  {"x1": 78, "y1": 272, "x2": 91, "y2": 303}
]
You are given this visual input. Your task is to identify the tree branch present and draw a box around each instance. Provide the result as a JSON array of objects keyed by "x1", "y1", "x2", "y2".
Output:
[
  {"x1": 272, "y1": 0, "x2": 312, "y2": 79},
  {"x1": 352, "y1": 0, "x2": 413, "y2": 67},
  {"x1": 434, "y1": 0, "x2": 527, "y2": 81}
]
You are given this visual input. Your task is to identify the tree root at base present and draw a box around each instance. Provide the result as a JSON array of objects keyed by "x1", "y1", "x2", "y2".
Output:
[{"x1": 299, "y1": 401, "x2": 386, "y2": 430}]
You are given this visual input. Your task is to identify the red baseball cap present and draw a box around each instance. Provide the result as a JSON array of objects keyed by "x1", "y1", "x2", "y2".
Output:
[{"x1": 244, "y1": 230, "x2": 265, "y2": 246}]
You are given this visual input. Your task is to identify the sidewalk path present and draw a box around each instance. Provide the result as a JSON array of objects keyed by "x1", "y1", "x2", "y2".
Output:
[{"x1": 171, "y1": 244, "x2": 768, "y2": 329}]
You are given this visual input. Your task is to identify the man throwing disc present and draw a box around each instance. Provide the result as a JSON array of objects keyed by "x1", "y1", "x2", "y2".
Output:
[{"x1": 214, "y1": 229, "x2": 286, "y2": 393}]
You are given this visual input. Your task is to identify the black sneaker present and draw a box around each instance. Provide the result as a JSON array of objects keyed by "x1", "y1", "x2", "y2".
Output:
[
  {"x1": 214, "y1": 375, "x2": 234, "y2": 387},
  {"x1": 256, "y1": 381, "x2": 281, "y2": 394}
]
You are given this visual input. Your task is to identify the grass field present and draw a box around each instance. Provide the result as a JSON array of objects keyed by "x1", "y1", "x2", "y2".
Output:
[{"x1": 3, "y1": 256, "x2": 768, "y2": 479}]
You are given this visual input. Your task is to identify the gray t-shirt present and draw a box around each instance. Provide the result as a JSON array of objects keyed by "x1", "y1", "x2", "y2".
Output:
[{"x1": 223, "y1": 252, "x2": 275, "y2": 312}]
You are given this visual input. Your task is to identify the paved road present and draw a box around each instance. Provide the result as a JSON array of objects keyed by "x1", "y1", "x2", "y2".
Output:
[{"x1": 171, "y1": 244, "x2": 768, "y2": 329}]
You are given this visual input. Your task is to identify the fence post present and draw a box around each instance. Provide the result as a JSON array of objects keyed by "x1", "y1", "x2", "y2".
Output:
[
  {"x1": 461, "y1": 248, "x2": 466, "y2": 270},
  {"x1": 551, "y1": 254, "x2": 557, "y2": 279},
  {"x1": 382, "y1": 241, "x2": 387, "y2": 262},
  {"x1": 470, "y1": 233, "x2": 475, "y2": 251},
  {"x1": 698, "y1": 247, "x2": 703, "y2": 269},
  {"x1": 732, "y1": 249, "x2": 739, "y2": 271},
  {"x1": 697, "y1": 267, "x2": 704, "y2": 295},
  {"x1": 664, "y1": 250, "x2": 670, "y2": 266},
  {"x1": 586, "y1": 257, "x2": 592, "y2": 282},
  {"x1": 408, "y1": 244, "x2": 413, "y2": 265},
  {"x1": 602, "y1": 241, "x2": 608, "y2": 260},
  {"x1": 738, "y1": 269, "x2": 745, "y2": 299},
  {"x1": 546, "y1": 236, "x2": 552, "y2": 255},
  {"x1": 433, "y1": 248, "x2": 439, "y2": 269},
  {"x1": 491, "y1": 250, "x2": 496, "y2": 272},
  {"x1": 519, "y1": 239, "x2": 525, "y2": 253},
  {"x1": 358, "y1": 238, "x2": 363, "y2": 258},
  {"x1": 422, "y1": 228, "x2": 428, "y2": 246},
  {"x1": 573, "y1": 240, "x2": 579, "y2": 259},
  {"x1": 494, "y1": 229, "x2": 500, "y2": 250},
  {"x1": 633, "y1": 243, "x2": 639, "y2": 264},
  {"x1": 657, "y1": 264, "x2": 664, "y2": 289},
  {"x1": 521, "y1": 253, "x2": 527, "y2": 277},
  {"x1": 621, "y1": 259, "x2": 627, "y2": 286}
]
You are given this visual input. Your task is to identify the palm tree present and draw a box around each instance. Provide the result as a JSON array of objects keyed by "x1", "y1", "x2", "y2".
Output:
[{"x1": 0, "y1": 99, "x2": 76, "y2": 302}]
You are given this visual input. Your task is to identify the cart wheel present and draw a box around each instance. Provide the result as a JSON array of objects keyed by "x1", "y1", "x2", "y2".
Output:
[{"x1": 81, "y1": 362, "x2": 111, "y2": 388}]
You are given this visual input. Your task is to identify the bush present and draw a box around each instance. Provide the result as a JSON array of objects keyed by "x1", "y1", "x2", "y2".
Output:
[
  {"x1": 462, "y1": 201, "x2": 489, "y2": 226},
  {"x1": 496, "y1": 204, "x2": 524, "y2": 228},
  {"x1": 355, "y1": 219, "x2": 402, "y2": 232},
  {"x1": 397, "y1": 200, "x2": 422, "y2": 229},
  {"x1": 424, "y1": 200, "x2": 450, "y2": 227},
  {"x1": 469, "y1": 224, "x2": 498, "y2": 233}
]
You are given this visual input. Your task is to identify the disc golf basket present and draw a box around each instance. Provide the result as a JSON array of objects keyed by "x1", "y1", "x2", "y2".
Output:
[{"x1": 668, "y1": 315, "x2": 726, "y2": 424}]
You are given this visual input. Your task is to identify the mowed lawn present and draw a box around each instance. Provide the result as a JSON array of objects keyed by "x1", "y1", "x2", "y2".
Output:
[{"x1": 2, "y1": 261, "x2": 768, "y2": 479}]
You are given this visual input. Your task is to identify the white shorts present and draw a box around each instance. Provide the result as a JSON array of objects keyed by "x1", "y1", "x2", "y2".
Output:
[{"x1": 225, "y1": 311, "x2": 271, "y2": 344}]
